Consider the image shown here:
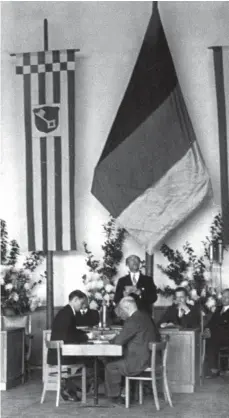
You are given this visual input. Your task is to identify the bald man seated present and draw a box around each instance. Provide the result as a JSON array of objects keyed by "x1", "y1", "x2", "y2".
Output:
[{"x1": 105, "y1": 297, "x2": 160, "y2": 403}]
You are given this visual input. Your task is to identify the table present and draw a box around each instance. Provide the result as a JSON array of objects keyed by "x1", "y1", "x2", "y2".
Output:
[
  {"x1": 62, "y1": 342, "x2": 122, "y2": 405},
  {"x1": 160, "y1": 328, "x2": 201, "y2": 393},
  {"x1": 1, "y1": 328, "x2": 25, "y2": 390}
]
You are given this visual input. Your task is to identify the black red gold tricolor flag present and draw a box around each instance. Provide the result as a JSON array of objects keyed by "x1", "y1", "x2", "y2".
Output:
[
  {"x1": 14, "y1": 50, "x2": 77, "y2": 251},
  {"x1": 92, "y1": 3, "x2": 212, "y2": 253}
]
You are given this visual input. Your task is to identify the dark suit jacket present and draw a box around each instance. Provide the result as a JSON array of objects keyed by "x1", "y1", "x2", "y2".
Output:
[
  {"x1": 114, "y1": 273, "x2": 157, "y2": 314},
  {"x1": 47, "y1": 304, "x2": 88, "y2": 365},
  {"x1": 207, "y1": 306, "x2": 229, "y2": 344},
  {"x1": 75, "y1": 309, "x2": 100, "y2": 327},
  {"x1": 159, "y1": 303, "x2": 200, "y2": 329},
  {"x1": 112, "y1": 310, "x2": 160, "y2": 376}
]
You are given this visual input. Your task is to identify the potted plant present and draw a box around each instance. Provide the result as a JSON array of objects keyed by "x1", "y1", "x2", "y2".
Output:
[{"x1": 0, "y1": 219, "x2": 45, "y2": 318}]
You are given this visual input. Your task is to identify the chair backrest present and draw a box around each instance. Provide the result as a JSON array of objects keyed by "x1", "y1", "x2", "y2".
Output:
[
  {"x1": 46, "y1": 340, "x2": 63, "y2": 349},
  {"x1": 45, "y1": 339, "x2": 64, "y2": 373},
  {"x1": 149, "y1": 334, "x2": 170, "y2": 370},
  {"x1": 2, "y1": 315, "x2": 32, "y2": 334}
]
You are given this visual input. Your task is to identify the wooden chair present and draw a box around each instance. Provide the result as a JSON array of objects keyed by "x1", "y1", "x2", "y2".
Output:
[
  {"x1": 125, "y1": 335, "x2": 173, "y2": 410},
  {"x1": 40, "y1": 340, "x2": 86, "y2": 407}
]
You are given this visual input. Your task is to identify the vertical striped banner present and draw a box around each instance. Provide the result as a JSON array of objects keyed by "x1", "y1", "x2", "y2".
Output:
[
  {"x1": 211, "y1": 46, "x2": 229, "y2": 246},
  {"x1": 14, "y1": 50, "x2": 77, "y2": 251}
]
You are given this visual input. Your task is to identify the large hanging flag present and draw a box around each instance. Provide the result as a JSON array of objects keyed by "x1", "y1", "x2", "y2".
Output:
[
  {"x1": 92, "y1": 3, "x2": 212, "y2": 254},
  {"x1": 14, "y1": 50, "x2": 77, "y2": 251},
  {"x1": 211, "y1": 46, "x2": 229, "y2": 246}
]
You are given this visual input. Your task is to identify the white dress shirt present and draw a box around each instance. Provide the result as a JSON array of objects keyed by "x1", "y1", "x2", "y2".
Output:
[
  {"x1": 130, "y1": 271, "x2": 140, "y2": 286},
  {"x1": 70, "y1": 304, "x2": 75, "y2": 316}
]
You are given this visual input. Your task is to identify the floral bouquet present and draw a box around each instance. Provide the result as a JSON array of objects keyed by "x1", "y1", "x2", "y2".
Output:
[
  {"x1": 82, "y1": 272, "x2": 115, "y2": 311},
  {"x1": 157, "y1": 239, "x2": 223, "y2": 313},
  {"x1": 0, "y1": 265, "x2": 42, "y2": 315}
]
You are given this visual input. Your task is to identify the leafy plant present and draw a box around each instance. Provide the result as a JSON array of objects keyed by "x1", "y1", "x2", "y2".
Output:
[
  {"x1": 157, "y1": 213, "x2": 225, "y2": 312},
  {"x1": 0, "y1": 219, "x2": 45, "y2": 314},
  {"x1": 83, "y1": 216, "x2": 126, "y2": 283},
  {"x1": 83, "y1": 216, "x2": 126, "y2": 308}
]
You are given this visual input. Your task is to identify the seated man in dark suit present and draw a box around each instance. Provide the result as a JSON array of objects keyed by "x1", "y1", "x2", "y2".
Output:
[
  {"x1": 105, "y1": 296, "x2": 160, "y2": 403},
  {"x1": 75, "y1": 297, "x2": 100, "y2": 327},
  {"x1": 159, "y1": 287, "x2": 200, "y2": 329},
  {"x1": 204, "y1": 288, "x2": 229, "y2": 378},
  {"x1": 47, "y1": 289, "x2": 90, "y2": 401},
  {"x1": 114, "y1": 255, "x2": 157, "y2": 316}
]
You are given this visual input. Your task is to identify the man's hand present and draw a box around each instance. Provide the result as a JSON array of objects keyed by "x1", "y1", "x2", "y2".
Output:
[
  {"x1": 178, "y1": 302, "x2": 190, "y2": 314},
  {"x1": 160, "y1": 322, "x2": 176, "y2": 328},
  {"x1": 203, "y1": 328, "x2": 211, "y2": 339},
  {"x1": 124, "y1": 286, "x2": 141, "y2": 296}
]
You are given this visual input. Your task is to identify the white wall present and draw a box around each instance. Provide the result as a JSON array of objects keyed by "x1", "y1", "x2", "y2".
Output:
[{"x1": 1, "y1": 2, "x2": 229, "y2": 306}]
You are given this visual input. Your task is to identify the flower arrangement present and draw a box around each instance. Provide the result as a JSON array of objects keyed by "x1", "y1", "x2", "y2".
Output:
[
  {"x1": 157, "y1": 213, "x2": 225, "y2": 313},
  {"x1": 82, "y1": 272, "x2": 115, "y2": 310},
  {"x1": 83, "y1": 216, "x2": 126, "y2": 309},
  {"x1": 0, "y1": 266, "x2": 45, "y2": 314},
  {"x1": 1, "y1": 219, "x2": 45, "y2": 315}
]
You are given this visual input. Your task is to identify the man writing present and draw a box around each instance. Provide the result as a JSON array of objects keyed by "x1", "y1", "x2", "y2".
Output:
[
  {"x1": 159, "y1": 287, "x2": 200, "y2": 329},
  {"x1": 114, "y1": 255, "x2": 157, "y2": 315},
  {"x1": 75, "y1": 297, "x2": 100, "y2": 327},
  {"x1": 105, "y1": 296, "x2": 160, "y2": 403},
  {"x1": 204, "y1": 288, "x2": 229, "y2": 378},
  {"x1": 47, "y1": 289, "x2": 90, "y2": 401}
]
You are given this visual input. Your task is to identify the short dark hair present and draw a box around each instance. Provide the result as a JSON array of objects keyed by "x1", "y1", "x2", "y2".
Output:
[
  {"x1": 125, "y1": 255, "x2": 141, "y2": 265},
  {"x1": 68, "y1": 290, "x2": 87, "y2": 301},
  {"x1": 175, "y1": 287, "x2": 188, "y2": 297}
]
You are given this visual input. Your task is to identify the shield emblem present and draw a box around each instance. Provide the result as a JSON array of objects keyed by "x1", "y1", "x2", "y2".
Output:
[{"x1": 33, "y1": 106, "x2": 60, "y2": 134}]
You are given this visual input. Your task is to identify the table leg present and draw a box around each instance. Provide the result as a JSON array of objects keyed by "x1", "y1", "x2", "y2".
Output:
[{"x1": 93, "y1": 357, "x2": 98, "y2": 406}]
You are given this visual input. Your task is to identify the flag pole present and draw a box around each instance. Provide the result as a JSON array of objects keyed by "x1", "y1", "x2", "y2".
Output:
[
  {"x1": 145, "y1": 252, "x2": 154, "y2": 315},
  {"x1": 209, "y1": 46, "x2": 229, "y2": 246},
  {"x1": 43, "y1": 18, "x2": 54, "y2": 329}
]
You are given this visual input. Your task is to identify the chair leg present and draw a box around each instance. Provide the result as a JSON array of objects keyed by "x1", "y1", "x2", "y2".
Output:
[
  {"x1": 40, "y1": 384, "x2": 47, "y2": 404},
  {"x1": 163, "y1": 372, "x2": 173, "y2": 408},
  {"x1": 125, "y1": 377, "x2": 130, "y2": 408},
  {"x1": 139, "y1": 381, "x2": 143, "y2": 405},
  {"x1": 151, "y1": 373, "x2": 160, "y2": 411},
  {"x1": 56, "y1": 378, "x2": 61, "y2": 407},
  {"x1": 81, "y1": 366, "x2": 86, "y2": 404}
]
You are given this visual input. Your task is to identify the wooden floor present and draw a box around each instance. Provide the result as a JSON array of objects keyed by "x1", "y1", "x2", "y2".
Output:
[{"x1": 1, "y1": 371, "x2": 229, "y2": 418}]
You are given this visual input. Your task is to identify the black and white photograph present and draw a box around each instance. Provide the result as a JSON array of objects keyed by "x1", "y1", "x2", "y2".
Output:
[{"x1": 1, "y1": 1, "x2": 229, "y2": 417}]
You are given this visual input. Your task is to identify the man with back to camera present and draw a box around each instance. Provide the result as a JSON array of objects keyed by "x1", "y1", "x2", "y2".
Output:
[
  {"x1": 114, "y1": 254, "x2": 157, "y2": 316},
  {"x1": 47, "y1": 289, "x2": 91, "y2": 401},
  {"x1": 105, "y1": 296, "x2": 160, "y2": 404},
  {"x1": 204, "y1": 288, "x2": 229, "y2": 378},
  {"x1": 159, "y1": 286, "x2": 200, "y2": 329}
]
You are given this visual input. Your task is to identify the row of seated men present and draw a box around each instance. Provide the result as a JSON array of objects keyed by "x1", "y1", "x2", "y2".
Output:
[{"x1": 48, "y1": 254, "x2": 229, "y2": 403}]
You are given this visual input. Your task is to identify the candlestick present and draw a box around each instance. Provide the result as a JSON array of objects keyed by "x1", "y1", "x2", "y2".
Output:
[
  {"x1": 218, "y1": 240, "x2": 223, "y2": 265},
  {"x1": 209, "y1": 242, "x2": 213, "y2": 263}
]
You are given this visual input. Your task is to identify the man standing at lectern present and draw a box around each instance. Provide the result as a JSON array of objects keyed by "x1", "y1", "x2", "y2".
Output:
[{"x1": 114, "y1": 255, "x2": 157, "y2": 315}]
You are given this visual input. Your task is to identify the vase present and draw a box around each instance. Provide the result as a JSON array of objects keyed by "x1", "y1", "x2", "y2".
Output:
[{"x1": 2, "y1": 307, "x2": 17, "y2": 317}]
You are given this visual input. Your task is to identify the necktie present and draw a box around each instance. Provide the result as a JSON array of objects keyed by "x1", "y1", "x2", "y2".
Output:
[{"x1": 132, "y1": 274, "x2": 136, "y2": 286}]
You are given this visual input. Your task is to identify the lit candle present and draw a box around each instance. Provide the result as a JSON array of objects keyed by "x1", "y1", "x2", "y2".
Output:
[
  {"x1": 218, "y1": 240, "x2": 223, "y2": 264},
  {"x1": 209, "y1": 242, "x2": 213, "y2": 263}
]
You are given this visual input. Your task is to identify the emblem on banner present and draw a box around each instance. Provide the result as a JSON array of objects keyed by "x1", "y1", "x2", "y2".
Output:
[{"x1": 32, "y1": 104, "x2": 61, "y2": 135}]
